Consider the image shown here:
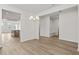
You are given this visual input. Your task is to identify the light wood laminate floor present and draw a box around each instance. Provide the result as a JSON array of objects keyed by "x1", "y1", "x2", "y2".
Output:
[{"x1": 0, "y1": 33, "x2": 79, "y2": 55}]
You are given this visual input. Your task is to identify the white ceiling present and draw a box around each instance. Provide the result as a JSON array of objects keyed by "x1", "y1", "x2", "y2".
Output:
[{"x1": 9, "y1": 4, "x2": 56, "y2": 14}]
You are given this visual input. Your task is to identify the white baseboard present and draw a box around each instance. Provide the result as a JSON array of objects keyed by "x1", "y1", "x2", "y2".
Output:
[
  {"x1": 59, "y1": 37, "x2": 78, "y2": 43},
  {"x1": 20, "y1": 38, "x2": 39, "y2": 42}
]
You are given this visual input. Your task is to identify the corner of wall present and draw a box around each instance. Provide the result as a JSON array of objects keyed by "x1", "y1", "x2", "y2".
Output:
[{"x1": 77, "y1": 45, "x2": 79, "y2": 51}]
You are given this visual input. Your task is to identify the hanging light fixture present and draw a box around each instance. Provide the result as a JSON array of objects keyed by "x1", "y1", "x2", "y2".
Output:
[
  {"x1": 35, "y1": 16, "x2": 39, "y2": 20},
  {"x1": 29, "y1": 16, "x2": 34, "y2": 20},
  {"x1": 29, "y1": 16, "x2": 39, "y2": 21}
]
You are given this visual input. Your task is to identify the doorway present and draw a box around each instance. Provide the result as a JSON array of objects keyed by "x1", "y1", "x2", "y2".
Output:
[
  {"x1": 2, "y1": 9, "x2": 21, "y2": 43},
  {"x1": 39, "y1": 13, "x2": 59, "y2": 39},
  {"x1": 50, "y1": 14, "x2": 59, "y2": 38}
]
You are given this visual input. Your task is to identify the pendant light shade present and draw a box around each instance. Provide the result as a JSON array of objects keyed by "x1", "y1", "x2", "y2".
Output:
[
  {"x1": 29, "y1": 16, "x2": 34, "y2": 20},
  {"x1": 35, "y1": 16, "x2": 39, "y2": 20}
]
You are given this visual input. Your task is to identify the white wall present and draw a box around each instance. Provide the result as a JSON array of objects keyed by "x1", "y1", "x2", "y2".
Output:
[
  {"x1": 50, "y1": 16, "x2": 59, "y2": 36},
  {"x1": 0, "y1": 5, "x2": 2, "y2": 47},
  {"x1": 78, "y1": 5, "x2": 79, "y2": 51},
  {"x1": 34, "y1": 20, "x2": 39, "y2": 39},
  {"x1": 40, "y1": 16, "x2": 50, "y2": 37},
  {"x1": 59, "y1": 7, "x2": 78, "y2": 43},
  {"x1": 0, "y1": 20, "x2": 2, "y2": 47},
  {"x1": 20, "y1": 12, "x2": 39, "y2": 42}
]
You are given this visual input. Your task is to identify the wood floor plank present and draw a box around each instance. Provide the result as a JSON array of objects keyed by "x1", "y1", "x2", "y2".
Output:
[{"x1": 0, "y1": 33, "x2": 79, "y2": 55}]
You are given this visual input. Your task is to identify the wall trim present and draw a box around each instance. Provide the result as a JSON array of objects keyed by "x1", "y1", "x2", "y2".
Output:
[
  {"x1": 20, "y1": 38, "x2": 39, "y2": 42},
  {"x1": 59, "y1": 37, "x2": 78, "y2": 43}
]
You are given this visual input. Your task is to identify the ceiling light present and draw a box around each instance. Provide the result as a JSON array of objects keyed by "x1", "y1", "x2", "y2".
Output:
[
  {"x1": 36, "y1": 16, "x2": 39, "y2": 20},
  {"x1": 29, "y1": 16, "x2": 39, "y2": 21},
  {"x1": 29, "y1": 16, "x2": 33, "y2": 20},
  {"x1": 33, "y1": 18, "x2": 36, "y2": 20}
]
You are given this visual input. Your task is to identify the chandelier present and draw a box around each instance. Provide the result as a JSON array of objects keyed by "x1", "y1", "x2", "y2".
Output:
[{"x1": 29, "y1": 16, "x2": 39, "y2": 21}]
